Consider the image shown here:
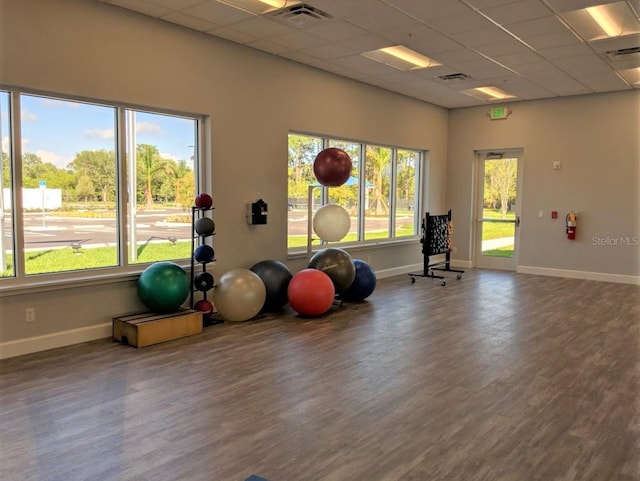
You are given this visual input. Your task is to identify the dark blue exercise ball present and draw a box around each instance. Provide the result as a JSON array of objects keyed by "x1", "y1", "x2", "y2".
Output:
[
  {"x1": 341, "y1": 259, "x2": 376, "y2": 301},
  {"x1": 194, "y1": 244, "x2": 215, "y2": 264},
  {"x1": 250, "y1": 260, "x2": 293, "y2": 311}
]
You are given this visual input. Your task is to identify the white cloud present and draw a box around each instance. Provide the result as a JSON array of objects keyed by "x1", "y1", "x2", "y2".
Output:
[
  {"x1": 2, "y1": 136, "x2": 30, "y2": 152},
  {"x1": 21, "y1": 109, "x2": 37, "y2": 121},
  {"x1": 41, "y1": 98, "x2": 80, "y2": 109},
  {"x1": 161, "y1": 152, "x2": 179, "y2": 161},
  {"x1": 136, "y1": 121, "x2": 164, "y2": 136},
  {"x1": 35, "y1": 150, "x2": 71, "y2": 169},
  {"x1": 85, "y1": 128, "x2": 115, "y2": 140}
]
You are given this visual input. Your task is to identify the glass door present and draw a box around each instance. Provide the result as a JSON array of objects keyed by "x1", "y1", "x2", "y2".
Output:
[{"x1": 474, "y1": 151, "x2": 522, "y2": 270}]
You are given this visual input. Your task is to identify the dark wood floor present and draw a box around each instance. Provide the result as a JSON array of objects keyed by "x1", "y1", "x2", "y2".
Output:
[{"x1": 1, "y1": 269, "x2": 639, "y2": 481}]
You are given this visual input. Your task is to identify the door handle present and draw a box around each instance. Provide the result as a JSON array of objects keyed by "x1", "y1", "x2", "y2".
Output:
[{"x1": 515, "y1": 216, "x2": 520, "y2": 227}]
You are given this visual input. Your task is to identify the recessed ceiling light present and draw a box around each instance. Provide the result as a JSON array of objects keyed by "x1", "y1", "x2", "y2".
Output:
[
  {"x1": 618, "y1": 66, "x2": 640, "y2": 84},
  {"x1": 461, "y1": 86, "x2": 516, "y2": 101},
  {"x1": 561, "y1": 1, "x2": 640, "y2": 41},
  {"x1": 361, "y1": 45, "x2": 441, "y2": 71},
  {"x1": 216, "y1": 0, "x2": 286, "y2": 15}
]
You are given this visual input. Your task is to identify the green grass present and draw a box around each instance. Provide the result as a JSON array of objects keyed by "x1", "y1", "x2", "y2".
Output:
[
  {"x1": 287, "y1": 224, "x2": 416, "y2": 249},
  {"x1": 482, "y1": 246, "x2": 514, "y2": 257},
  {"x1": 1, "y1": 241, "x2": 192, "y2": 276}
]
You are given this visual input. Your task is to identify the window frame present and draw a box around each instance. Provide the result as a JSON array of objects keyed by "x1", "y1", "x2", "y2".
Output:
[
  {"x1": 287, "y1": 130, "x2": 424, "y2": 256},
  {"x1": 0, "y1": 86, "x2": 207, "y2": 296}
]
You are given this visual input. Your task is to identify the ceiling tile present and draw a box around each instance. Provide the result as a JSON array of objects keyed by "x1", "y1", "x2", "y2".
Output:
[
  {"x1": 181, "y1": 0, "x2": 252, "y2": 25},
  {"x1": 480, "y1": 0, "x2": 552, "y2": 25},
  {"x1": 266, "y1": 31, "x2": 328, "y2": 50},
  {"x1": 538, "y1": 43, "x2": 594, "y2": 60},
  {"x1": 106, "y1": 0, "x2": 171, "y2": 17},
  {"x1": 379, "y1": 23, "x2": 462, "y2": 55},
  {"x1": 300, "y1": 43, "x2": 360, "y2": 60},
  {"x1": 144, "y1": 0, "x2": 204, "y2": 9},
  {"x1": 492, "y1": 50, "x2": 546, "y2": 66},
  {"x1": 303, "y1": 20, "x2": 369, "y2": 42},
  {"x1": 427, "y1": 10, "x2": 495, "y2": 35},
  {"x1": 222, "y1": 15, "x2": 292, "y2": 37},
  {"x1": 503, "y1": 15, "x2": 570, "y2": 38},
  {"x1": 332, "y1": 53, "x2": 408, "y2": 77},
  {"x1": 343, "y1": 3, "x2": 417, "y2": 32},
  {"x1": 451, "y1": 26, "x2": 516, "y2": 47},
  {"x1": 580, "y1": 71, "x2": 633, "y2": 91},
  {"x1": 474, "y1": 39, "x2": 534, "y2": 57},
  {"x1": 206, "y1": 25, "x2": 256, "y2": 43},
  {"x1": 523, "y1": 30, "x2": 582, "y2": 49},
  {"x1": 544, "y1": 0, "x2": 619, "y2": 13},
  {"x1": 161, "y1": 11, "x2": 218, "y2": 31},
  {"x1": 246, "y1": 38, "x2": 291, "y2": 55},
  {"x1": 334, "y1": 34, "x2": 390, "y2": 52},
  {"x1": 383, "y1": 0, "x2": 471, "y2": 21}
]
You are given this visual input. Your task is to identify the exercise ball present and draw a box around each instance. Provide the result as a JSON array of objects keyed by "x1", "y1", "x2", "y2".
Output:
[
  {"x1": 308, "y1": 247, "x2": 356, "y2": 294},
  {"x1": 213, "y1": 268, "x2": 266, "y2": 322},
  {"x1": 137, "y1": 261, "x2": 190, "y2": 313},
  {"x1": 313, "y1": 204, "x2": 351, "y2": 242},
  {"x1": 194, "y1": 298, "x2": 215, "y2": 315},
  {"x1": 341, "y1": 259, "x2": 377, "y2": 301},
  {"x1": 195, "y1": 217, "x2": 215, "y2": 236},
  {"x1": 287, "y1": 268, "x2": 335, "y2": 317},
  {"x1": 193, "y1": 271, "x2": 215, "y2": 291},
  {"x1": 194, "y1": 244, "x2": 215, "y2": 264},
  {"x1": 313, "y1": 148, "x2": 352, "y2": 187},
  {"x1": 195, "y1": 193, "x2": 213, "y2": 209},
  {"x1": 250, "y1": 260, "x2": 293, "y2": 311}
]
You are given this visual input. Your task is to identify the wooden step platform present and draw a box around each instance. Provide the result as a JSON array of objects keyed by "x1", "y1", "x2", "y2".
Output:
[{"x1": 113, "y1": 309, "x2": 202, "y2": 348}]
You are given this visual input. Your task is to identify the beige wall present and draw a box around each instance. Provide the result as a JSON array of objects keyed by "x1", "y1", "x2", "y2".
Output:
[
  {"x1": 447, "y1": 91, "x2": 640, "y2": 277},
  {"x1": 0, "y1": 0, "x2": 447, "y2": 348}
]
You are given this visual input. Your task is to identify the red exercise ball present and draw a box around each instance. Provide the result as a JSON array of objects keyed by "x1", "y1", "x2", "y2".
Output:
[
  {"x1": 313, "y1": 148, "x2": 352, "y2": 187},
  {"x1": 195, "y1": 193, "x2": 213, "y2": 209},
  {"x1": 287, "y1": 268, "x2": 335, "y2": 317},
  {"x1": 194, "y1": 298, "x2": 215, "y2": 315}
]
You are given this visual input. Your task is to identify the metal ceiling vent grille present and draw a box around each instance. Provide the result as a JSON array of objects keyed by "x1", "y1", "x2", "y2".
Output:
[
  {"x1": 605, "y1": 46, "x2": 640, "y2": 60},
  {"x1": 437, "y1": 73, "x2": 470, "y2": 81},
  {"x1": 269, "y1": 3, "x2": 332, "y2": 27}
]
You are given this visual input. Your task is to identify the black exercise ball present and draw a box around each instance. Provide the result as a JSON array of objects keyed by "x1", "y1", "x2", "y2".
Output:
[
  {"x1": 250, "y1": 260, "x2": 293, "y2": 311},
  {"x1": 308, "y1": 247, "x2": 355, "y2": 294}
]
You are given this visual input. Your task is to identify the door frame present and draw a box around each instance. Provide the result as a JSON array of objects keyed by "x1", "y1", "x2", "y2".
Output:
[{"x1": 473, "y1": 149, "x2": 524, "y2": 271}]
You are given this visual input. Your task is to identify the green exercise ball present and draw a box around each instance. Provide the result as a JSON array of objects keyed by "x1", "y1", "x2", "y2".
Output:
[{"x1": 137, "y1": 261, "x2": 190, "y2": 313}]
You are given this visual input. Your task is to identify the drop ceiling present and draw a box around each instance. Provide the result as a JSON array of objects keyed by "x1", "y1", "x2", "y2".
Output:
[{"x1": 97, "y1": 0, "x2": 640, "y2": 108}]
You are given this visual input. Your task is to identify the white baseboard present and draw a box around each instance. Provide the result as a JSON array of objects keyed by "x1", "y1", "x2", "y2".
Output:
[
  {"x1": 0, "y1": 323, "x2": 112, "y2": 360},
  {"x1": 517, "y1": 265, "x2": 640, "y2": 285}
]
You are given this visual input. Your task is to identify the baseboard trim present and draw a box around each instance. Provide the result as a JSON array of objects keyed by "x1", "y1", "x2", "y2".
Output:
[
  {"x1": 517, "y1": 265, "x2": 640, "y2": 285},
  {"x1": 0, "y1": 322, "x2": 112, "y2": 360}
]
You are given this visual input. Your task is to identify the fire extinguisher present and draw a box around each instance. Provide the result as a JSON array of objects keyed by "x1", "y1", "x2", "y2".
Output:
[{"x1": 566, "y1": 211, "x2": 577, "y2": 240}]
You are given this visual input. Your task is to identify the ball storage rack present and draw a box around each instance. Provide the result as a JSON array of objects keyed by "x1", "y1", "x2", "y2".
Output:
[
  {"x1": 408, "y1": 209, "x2": 464, "y2": 286},
  {"x1": 190, "y1": 201, "x2": 222, "y2": 327}
]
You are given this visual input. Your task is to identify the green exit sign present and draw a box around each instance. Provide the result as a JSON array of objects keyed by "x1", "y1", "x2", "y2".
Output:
[{"x1": 489, "y1": 106, "x2": 511, "y2": 120}]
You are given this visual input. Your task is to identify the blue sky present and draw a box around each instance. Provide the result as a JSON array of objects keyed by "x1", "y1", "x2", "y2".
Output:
[{"x1": 2, "y1": 93, "x2": 196, "y2": 169}]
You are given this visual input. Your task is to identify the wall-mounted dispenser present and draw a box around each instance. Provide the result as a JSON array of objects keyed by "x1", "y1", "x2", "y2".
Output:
[{"x1": 246, "y1": 199, "x2": 267, "y2": 225}]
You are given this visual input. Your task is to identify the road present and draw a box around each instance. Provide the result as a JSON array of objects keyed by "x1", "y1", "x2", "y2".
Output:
[{"x1": 3, "y1": 209, "x2": 192, "y2": 250}]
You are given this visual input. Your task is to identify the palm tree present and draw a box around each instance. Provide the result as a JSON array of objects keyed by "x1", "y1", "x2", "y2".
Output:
[{"x1": 137, "y1": 144, "x2": 166, "y2": 207}]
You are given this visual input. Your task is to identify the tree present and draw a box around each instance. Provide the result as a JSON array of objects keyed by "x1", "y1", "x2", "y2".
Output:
[
  {"x1": 484, "y1": 159, "x2": 517, "y2": 218},
  {"x1": 136, "y1": 144, "x2": 166, "y2": 207},
  {"x1": 365, "y1": 146, "x2": 391, "y2": 216},
  {"x1": 288, "y1": 135, "x2": 319, "y2": 202},
  {"x1": 68, "y1": 150, "x2": 116, "y2": 202},
  {"x1": 75, "y1": 175, "x2": 95, "y2": 203}
]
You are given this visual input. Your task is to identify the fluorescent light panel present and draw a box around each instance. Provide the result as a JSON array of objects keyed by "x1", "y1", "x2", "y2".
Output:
[
  {"x1": 562, "y1": 2, "x2": 640, "y2": 41},
  {"x1": 216, "y1": 0, "x2": 285, "y2": 15},
  {"x1": 618, "y1": 67, "x2": 640, "y2": 84},
  {"x1": 362, "y1": 45, "x2": 441, "y2": 71},
  {"x1": 461, "y1": 86, "x2": 516, "y2": 101}
]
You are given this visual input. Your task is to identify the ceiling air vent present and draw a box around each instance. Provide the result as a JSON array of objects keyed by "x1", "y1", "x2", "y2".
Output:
[
  {"x1": 436, "y1": 73, "x2": 470, "y2": 81},
  {"x1": 605, "y1": 46, "x2": 640, "y2": 60},
  {"x1": 269, "y1": 3, "x2": 332, "y2": 27}
]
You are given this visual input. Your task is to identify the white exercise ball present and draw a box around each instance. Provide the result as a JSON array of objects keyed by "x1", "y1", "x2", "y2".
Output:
[
  {"x1": 313, "y1": 204, "x2": 351, "y2": 242},
  {"x1": 213, "y1": 268, "x2": 266, "y2": 322}
]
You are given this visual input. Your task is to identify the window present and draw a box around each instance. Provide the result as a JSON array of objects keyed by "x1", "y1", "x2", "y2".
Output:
[
  {"x1": 0, "y1": 89, "x2": 201, "y2": 286},
  {"x1": 287, "y1": 132, "x2": 423, "y2": 252}
]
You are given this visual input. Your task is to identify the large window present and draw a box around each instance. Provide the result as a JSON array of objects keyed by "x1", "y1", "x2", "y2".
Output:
[
  {"x1": 288, "y1": 132, "x2": 422, "y2": 252},
  {"x1": 0, "y1": 89, "x2": 201, "y2": 285}
]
